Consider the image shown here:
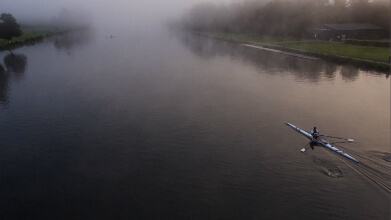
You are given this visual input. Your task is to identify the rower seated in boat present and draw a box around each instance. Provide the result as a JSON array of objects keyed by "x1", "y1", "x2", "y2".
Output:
[{"x1": 311, "y1": 127, "x2": 319, "y2": 140}]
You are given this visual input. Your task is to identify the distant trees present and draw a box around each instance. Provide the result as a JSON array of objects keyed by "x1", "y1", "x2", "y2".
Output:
[
  {"x1": 181, "y1": 0, "x2": 390, "y2": 38},
  {"x1": 0, "y1": 13, "x2": 22, "y2": 43},
  {"x1": 51, "y1": 8, "x2": 92, "y2": 31}
]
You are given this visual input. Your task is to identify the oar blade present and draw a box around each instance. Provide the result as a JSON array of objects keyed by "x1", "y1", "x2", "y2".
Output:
[
  {"x1": 347, "y1": 139, "x2": 354, "y2": 142},
  {"x1": 301, "y1": 148, "x2": 306, "y2": 153}
]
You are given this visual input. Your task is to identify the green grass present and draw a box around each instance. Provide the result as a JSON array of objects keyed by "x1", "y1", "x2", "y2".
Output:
[
  {"x1": 0, "y1": 28, "x2": 59, "y2": 50},
  {"x1": 0, "y1": 39, "x2": 8, "y2": 48},
  {"x1": 198, "y1": 31, "x2": 294, "y2": 43},
  {"x1": 279, "y1": 42, "x2": 390, "y2": 63},
  {"x1": 197, "y1": 31, "x2": 390, "y2": 64},
  {"x1": 195, "y1": 31, "x2": 390, "y2": 71}
]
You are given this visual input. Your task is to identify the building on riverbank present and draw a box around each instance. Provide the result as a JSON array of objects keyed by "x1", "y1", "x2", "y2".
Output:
[{"x1": 312, "y1": 23, "x2": 387, "y2": 41}]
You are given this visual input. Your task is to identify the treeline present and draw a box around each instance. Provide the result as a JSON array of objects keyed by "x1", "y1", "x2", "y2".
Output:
[
  {"x1": 19, "y1": 8, "x2": 92, "y2": 31},
  {"x1": 0, "y1": 9, "x2": 92, "y2": 51},
  {"x1": 180, "y1": 0, "x2": 390, "y2": 38}
]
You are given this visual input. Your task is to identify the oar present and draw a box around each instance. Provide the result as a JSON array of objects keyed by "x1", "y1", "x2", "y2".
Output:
[
  {"x1": 301, "y1": 141, "x2": 312, "y2": 153},
  {"x1": 320, "y1": 135, "x2": 354, "y2": 142},
  {"x1": 330, "y1": 141, "x2": 354, "y2": 145}
]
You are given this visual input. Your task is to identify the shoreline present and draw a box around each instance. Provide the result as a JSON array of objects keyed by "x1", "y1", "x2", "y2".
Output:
[
  {"x1": 242, "y1": 44, "x2": 320, "y2": 61},
  {"x1": 0, "y1": 35, "x2": 45, "y2": 52},
  {"x1": 193, "y1": 31, "x2": 391, "y2": 73},
  {"x1": 0, "y1": 28, "x2": 64, "y2": 52}
]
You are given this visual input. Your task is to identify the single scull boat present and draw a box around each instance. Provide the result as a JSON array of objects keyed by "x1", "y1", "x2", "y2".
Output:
[{"x1": 285, "y1": 122, "x2": 359, "y2": 163}]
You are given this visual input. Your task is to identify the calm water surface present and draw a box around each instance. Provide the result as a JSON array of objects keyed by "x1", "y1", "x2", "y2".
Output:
[{"x1": 0, "y1": 28, "x2": 389, "y2": 219}]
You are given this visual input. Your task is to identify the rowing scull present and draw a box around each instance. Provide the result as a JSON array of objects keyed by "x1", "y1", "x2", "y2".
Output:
[{"x1": 285, "y1": 122, "x2": 359, "y2": 163}]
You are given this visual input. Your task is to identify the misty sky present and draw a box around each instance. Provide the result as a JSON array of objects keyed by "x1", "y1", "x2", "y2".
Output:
[{"x1": 1, "y1": 0, "x2": 240, "y2": 25}]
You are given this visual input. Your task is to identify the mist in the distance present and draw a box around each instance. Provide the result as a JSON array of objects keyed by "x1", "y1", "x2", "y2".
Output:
[{"x1": 1, "y1": 0, "x2": 239, "y2": 31}]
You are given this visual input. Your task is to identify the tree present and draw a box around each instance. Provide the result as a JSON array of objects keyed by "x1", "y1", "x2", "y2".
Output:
[{"x1": 0, "y1": 13, "x2": 22, "y2": 43}]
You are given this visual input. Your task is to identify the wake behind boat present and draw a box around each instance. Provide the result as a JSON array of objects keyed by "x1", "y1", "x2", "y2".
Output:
[{"x1": 285, "y1": 122, "x2": 359, "y2": 163}]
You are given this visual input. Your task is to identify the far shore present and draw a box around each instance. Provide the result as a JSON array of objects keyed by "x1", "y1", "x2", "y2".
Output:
[
  {"x1": 194, "y1": 31, "x2": 391, "y2": 72},
  {"x1": 0, "y1": 28, "x2": 64, "y2": 51}
]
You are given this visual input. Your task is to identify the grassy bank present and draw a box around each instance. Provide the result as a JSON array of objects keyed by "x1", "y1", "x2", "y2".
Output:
[
  {"x1": 0, "y1": 28, "x2": 61, "y2": 51},
  {"x1": 278, "y1": 42, "x2": 390, "y2": 63},
  {"x1": 196, "y1": 31, "x2": 291, "y2": 44},
  {"x1": 196, "y1": 31, "x2": 390, "y2": 71}
]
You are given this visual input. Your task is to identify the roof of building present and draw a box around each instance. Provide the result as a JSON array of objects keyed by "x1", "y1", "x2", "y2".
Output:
[{"x1": 322, "y1": 23, "x2": 383, "y2": 31}]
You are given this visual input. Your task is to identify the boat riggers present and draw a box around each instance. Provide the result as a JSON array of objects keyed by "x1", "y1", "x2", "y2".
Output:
[
  {"x1": 320, "y1": 135, "x2": 354, "y2": 142},
  {"x1": 301, "y1": 141, "x2": 312, "y2": 153},
  {"x1": 285, "y1": 122, "x2": 359, "y2": 163}
]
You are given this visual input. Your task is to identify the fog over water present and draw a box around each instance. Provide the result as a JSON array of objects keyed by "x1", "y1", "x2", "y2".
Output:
[{"x1": 0, "y1": 0, "x2": 390, "y2": 220}]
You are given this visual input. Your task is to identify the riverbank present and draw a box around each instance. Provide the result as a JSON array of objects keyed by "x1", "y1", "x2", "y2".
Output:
[
  {"x1": 195, "y1": 31, "x2": 391, "y2": 72},
  {"x1": 0, "y1": 28, "x2": 62, "y2": 51}
]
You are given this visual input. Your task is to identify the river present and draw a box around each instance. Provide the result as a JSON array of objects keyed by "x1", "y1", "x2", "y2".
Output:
[{"x1": 0, "y1": 27, "x2": 389, "y2": 219}]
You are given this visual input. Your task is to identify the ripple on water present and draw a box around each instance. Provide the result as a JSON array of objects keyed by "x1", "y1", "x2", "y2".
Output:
[
  {"x1": 381, "y1": 153, "x2": 391, "y2": 162},
  {"x1": 312, "y1": 156, "x2": 345, "y2": 178},
  {"x1": 369, "y1": 151, "x2": 391, "y2": 163},
  {"x1": 324, "y1": 168, "x2": 345, "y2": 178}
]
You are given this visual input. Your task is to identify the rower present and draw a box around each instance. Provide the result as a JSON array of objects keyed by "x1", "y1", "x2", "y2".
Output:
[{"x1": 311, "y1": 127, "x2": 319, "y2": 140}]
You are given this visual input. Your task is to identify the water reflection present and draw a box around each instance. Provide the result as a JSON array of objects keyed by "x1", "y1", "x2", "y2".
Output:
[
  {"x1": 0, "y1": 64, "x2": 9, "y2": 105},
  {"x1": 4, "y1": 53, "x2": 27, "y2": 81},
  {"x1": 340, "y1": 66, "x2": 359, "y2": 81},
  {"x1": 0, "y1": 29, "x2": 93, "y2": 106},
  {"x1": 53, "y1": 29, "x2": 94, "y2": 53},
  {"x1": 0, "y1": 53, "x2": 28, "y2": 105},
  {"x1": 323, "y1": 65, "x2": 337, "y2": 79},
  {"x1": 179, "y1": 34, "x2": 385, "y2": 82}
]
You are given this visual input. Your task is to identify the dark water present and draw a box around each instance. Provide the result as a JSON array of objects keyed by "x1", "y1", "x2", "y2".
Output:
[{"x1": 0, "y1": 28, "x2": 389, "y2": 219}]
